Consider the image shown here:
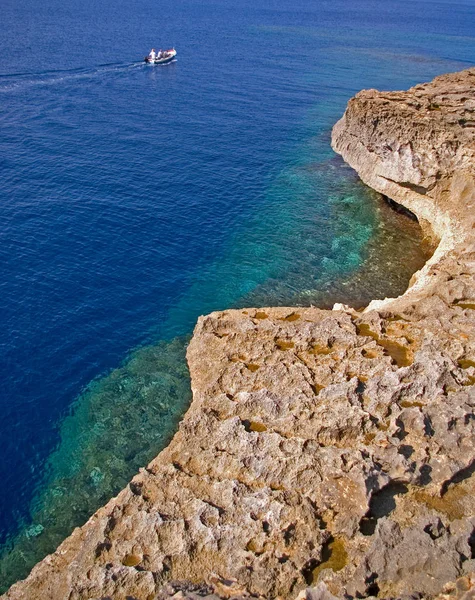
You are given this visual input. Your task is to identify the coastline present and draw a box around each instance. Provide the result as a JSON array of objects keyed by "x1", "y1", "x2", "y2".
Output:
[{"x1": 4, "y1": 68, "x2": 475, "y2": 599}]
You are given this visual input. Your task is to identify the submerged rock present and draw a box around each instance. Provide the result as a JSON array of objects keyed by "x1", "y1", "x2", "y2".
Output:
[
  {"x1": 24, "y1": 525, "x2": 44, "y2": 540},
  {"x1": 3, "y1": 69, "x2": 475, "y2": 599}
]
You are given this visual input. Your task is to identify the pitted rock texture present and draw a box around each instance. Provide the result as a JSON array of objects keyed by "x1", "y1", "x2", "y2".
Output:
[{"x1": 4, "y1": 69, "x2": 475, "y2": 599}]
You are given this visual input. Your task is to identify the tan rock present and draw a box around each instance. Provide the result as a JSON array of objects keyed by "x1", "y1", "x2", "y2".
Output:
[{"x1": 4, "y1": 69, "x2": 475, "y2": 600}]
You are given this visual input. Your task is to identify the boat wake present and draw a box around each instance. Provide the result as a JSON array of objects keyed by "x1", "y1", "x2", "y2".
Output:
[{"x1": 0, "y1": 61, "x2": 144, "y2": 92}]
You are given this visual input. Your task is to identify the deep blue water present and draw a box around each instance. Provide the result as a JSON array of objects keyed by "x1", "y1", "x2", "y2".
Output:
[{"x1": 1, "y1": 0, "x2": 475, "y2": 589}]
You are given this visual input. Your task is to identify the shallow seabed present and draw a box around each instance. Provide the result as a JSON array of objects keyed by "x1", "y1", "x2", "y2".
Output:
[{"x1": 1, "y1": 0, "x2": 474, "y2": 590}]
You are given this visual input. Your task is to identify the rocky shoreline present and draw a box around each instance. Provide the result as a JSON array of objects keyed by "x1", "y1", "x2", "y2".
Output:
[{"x1": 4, "y1": 68, "x2": 475, "y2": 599}]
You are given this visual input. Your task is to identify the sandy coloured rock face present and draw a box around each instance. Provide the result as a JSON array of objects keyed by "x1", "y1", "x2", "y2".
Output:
[{"x1": 4, "y1": 69, "x2": 475, "y2": 600}]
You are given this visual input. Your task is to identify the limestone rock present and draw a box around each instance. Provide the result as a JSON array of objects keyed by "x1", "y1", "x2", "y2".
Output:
[{"x1": 4, "y1": 70, "x2": 475, "y2": 599}]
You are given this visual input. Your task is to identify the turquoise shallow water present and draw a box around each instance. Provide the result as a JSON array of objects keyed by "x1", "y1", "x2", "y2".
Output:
[{"x1": 1, "y1": 0, "x2": 474, "y2": 590}]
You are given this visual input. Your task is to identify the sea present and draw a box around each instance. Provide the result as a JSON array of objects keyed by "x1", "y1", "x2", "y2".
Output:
[{"x1": 1, "y1": 0, "x2": 474, "y2": 590}]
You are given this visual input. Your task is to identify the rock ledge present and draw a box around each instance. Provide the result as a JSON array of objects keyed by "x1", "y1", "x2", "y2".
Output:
[{"x1": 4, "y1": 69, "x2": 475, "y2": 600}]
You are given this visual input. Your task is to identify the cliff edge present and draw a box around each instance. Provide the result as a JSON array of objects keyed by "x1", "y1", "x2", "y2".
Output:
[{"x1": 4, "y1": 69, "x2": 475, "y2": 600}]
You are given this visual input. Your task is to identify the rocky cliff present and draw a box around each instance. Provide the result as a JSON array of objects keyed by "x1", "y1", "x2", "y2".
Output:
[{"x1": 4, "y1": 69, "x2": 475, "y2": 600}]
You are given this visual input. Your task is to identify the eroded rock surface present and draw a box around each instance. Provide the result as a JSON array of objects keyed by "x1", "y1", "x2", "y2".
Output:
[{"x1": 4, "y1": 69, "x2": 475, "y2": 599}]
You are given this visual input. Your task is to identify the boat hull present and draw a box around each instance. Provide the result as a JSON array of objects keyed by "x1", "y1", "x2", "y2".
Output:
[{"x1": 144, "y1": 50, "x2": 177, "y2": 65}]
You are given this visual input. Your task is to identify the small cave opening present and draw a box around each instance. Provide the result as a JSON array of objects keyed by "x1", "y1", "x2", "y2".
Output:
[{"x1": 382, "y1": 195, "x2": 419, "y2": 220}]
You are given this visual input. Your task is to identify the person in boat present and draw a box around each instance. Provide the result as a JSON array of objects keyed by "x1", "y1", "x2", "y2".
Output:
[{"x1": 149, "y1": 48, "x2": 156, "y2": 60}]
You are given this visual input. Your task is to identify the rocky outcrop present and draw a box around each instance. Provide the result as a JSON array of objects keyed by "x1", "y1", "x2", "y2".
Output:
[
  {"x1": 4, "y1": 69, "x2": 475, "y2": 599},
  {"x1": 332, "y1": 67, "x2": 475, "y2": 310}
]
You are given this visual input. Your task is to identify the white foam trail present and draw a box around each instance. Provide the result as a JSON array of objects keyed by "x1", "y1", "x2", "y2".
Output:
[{"x1": 0, "y1": 61, "x2": 144, "y2": 92}]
